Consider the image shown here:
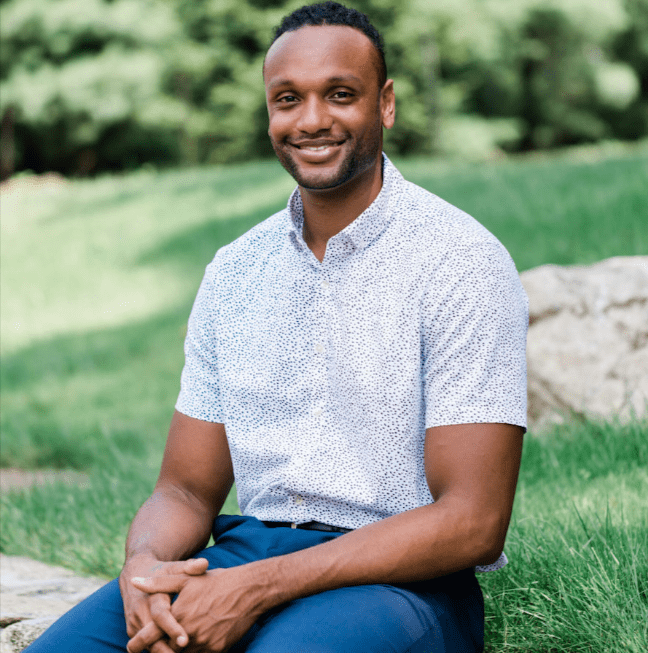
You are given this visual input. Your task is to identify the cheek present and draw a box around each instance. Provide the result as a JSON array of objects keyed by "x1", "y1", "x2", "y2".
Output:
[{"x1": 268, "y1": 113, "x2": 292, "y2": 139}]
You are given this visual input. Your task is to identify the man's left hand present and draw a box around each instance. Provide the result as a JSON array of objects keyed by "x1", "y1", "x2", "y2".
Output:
[{"x1": 127, "y1": 565, "x2": 269, "y2": 653}]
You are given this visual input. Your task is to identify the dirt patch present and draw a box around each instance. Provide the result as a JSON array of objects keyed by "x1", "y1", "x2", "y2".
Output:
[
  {"x1": 0, "y1": 469, "x2": 90, "y2": 492},
  {"x1": 0, "y1": 172, "x2": 69, "y2": 198}
]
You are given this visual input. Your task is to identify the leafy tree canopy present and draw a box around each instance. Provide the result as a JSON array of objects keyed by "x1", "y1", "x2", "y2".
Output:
[{"x1": 1, "y1": 0, "x2": 645, "y2": 176}]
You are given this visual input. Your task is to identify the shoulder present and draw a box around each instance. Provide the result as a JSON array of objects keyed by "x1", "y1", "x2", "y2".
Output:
[
  {"x1": 386, "y1": 170, "x2": 515, "y2": 278},
  {"x1": 395, "y1": 176, "x2": 500, "y2": 250}
]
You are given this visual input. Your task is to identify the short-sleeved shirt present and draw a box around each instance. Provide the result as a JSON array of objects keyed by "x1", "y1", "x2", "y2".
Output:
[{"x1": 176, "y1": 155, "x2": 528, "y2": 572}]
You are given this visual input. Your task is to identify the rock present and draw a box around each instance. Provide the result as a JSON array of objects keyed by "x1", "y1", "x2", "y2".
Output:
[
  {"x1": 1, "y1": 618, "x2": 58, "y2": 653},
  {"x1": 0, "y1": 555, "x2": 106, "y2": 652},
  {"x1": 521, "y1": 256, "x2": 648, "y2": 431}
]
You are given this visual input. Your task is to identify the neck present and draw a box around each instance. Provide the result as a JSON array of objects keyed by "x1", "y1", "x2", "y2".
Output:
[{"x1": 300, "y1": 156, "x2": 383, "y2": 262}]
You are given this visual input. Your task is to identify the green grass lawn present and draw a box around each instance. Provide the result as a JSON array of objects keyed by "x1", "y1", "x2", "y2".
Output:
[
  {"x1": 2, "y1": 146, "x2": 647, "y2": 651},
  {"x1": 2, "y1": 419, "x2": 646, "y2": 652}
]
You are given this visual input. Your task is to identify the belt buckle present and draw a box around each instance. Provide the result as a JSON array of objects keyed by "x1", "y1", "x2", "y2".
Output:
[{"x1": 290, "y1": 522, "x2": 297, "y2": 529}]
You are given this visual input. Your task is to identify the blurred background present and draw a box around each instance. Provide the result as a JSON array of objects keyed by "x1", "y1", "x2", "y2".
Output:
[
  {"x1": 1, "y1": 3, "x2": 647, "y2": 649},
  {"x1": 1, "y1": 0, "x2": 647, "y2": 178}
]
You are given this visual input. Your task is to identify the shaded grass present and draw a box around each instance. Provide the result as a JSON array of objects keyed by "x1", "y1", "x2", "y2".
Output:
[
  {"x1": 0, "y1": 460, "x2": 240, "y2": 578},
  {"x1": 0, "y1": 309, "x2": 187, "y2": 469}
]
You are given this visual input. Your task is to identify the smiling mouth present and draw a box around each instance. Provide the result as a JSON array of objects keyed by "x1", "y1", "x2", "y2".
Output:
[{"x1": 291, "y1": 141, "x2": 345, "y2": 151}]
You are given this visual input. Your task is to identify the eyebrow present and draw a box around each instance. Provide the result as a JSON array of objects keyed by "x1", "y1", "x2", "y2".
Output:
[{"x1": 267, "y1": 74, "x2": 365, "y2": 91}]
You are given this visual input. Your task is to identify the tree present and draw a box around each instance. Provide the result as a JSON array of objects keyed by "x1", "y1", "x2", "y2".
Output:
[{"x1": 0, "y1": 0, "x2": 645, "y2": 176}]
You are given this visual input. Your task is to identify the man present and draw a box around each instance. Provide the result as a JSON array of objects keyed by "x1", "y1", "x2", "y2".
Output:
[{"x1": 26, "y1": 2, "x2": 527, "y2": 652}]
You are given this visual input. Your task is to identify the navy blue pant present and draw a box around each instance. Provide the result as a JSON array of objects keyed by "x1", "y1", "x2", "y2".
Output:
[{"x1": 26, "y1": 515, "x2": 484, "y2": 652}]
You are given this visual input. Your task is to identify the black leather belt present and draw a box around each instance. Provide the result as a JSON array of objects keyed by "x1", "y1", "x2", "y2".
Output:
[{"x1": 263, "y1": 520, "x2": 352, "y2": 534}]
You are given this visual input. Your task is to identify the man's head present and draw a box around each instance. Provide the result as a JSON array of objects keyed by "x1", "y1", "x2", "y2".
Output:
[
  {"x1": 264, "y1": 2, "x2": 394, "y2": 192},
  {"x1": 270, "y1": 1, "x2": 387, "y2": 90}
]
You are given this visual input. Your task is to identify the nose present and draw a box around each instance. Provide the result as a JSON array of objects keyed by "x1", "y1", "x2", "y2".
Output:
[{"x1": 296, "y1": 95, "x2": 333, "y2": 133}]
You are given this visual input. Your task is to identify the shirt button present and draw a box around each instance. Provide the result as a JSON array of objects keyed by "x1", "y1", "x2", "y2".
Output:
[
  {"x1": 312, "y1": 406, "x2": 323, "y2": 417},
  {"x1": 321, "y1": 279, "x2": 330, "y2": 290},
  {"x1": 314, "y1": 343, "x2": 325, "y2": 354}
]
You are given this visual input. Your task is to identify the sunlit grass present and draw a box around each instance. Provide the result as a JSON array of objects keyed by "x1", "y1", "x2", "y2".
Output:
[
  {"x1": 2, "y1": 420, "x2": 646, "y2": 652},
  {"x1": 3, "y1": 147, "x2": 646, "y2": 355},
  {"x1": 480, "y1": 419, "x2": 648, "y2": 652},
  {"x1": 1, "y1": 148, "x2": 647, "y2": 651},
  {"x1": 1, "y1": 161, "x2": 295, "y2": 355}
]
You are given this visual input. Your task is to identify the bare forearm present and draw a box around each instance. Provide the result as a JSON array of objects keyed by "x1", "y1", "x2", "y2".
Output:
[
  {"x1": 125, "y1": 487, "x2": 216, "y2": 563},
  {"x1": 254, "y1": 421, "x2": 524, "y2": 611},
  {"x1": 256, "y1": 499, "x2": 503, "y2": 611}
]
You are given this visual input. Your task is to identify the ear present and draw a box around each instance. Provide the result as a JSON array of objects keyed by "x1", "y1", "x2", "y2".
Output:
[{"x1": 380, "y1": 79, "x2": 396, "y2": 130}]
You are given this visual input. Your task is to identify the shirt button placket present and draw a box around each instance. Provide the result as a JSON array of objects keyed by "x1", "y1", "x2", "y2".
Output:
[{"x1": 312, "y1": 274, "x2": 330, "y2": 428}]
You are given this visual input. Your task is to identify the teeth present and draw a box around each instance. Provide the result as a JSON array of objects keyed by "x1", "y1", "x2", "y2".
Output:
[{"x1": 303, "y1": 145, "x2": 330, "y2": 151}]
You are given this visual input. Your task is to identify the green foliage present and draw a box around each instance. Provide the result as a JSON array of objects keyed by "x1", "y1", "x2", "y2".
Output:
[
  {"x1": 0, "y1": 0, "x2": 184, "y2": 173},
  {"x1": 1, "y1": 0, "x2": 647, "y2": 174}
]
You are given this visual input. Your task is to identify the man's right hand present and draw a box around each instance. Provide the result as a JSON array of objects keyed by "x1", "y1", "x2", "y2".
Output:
[{"x1": 119, "y1": 554, "x2": 209, "y2": 653}]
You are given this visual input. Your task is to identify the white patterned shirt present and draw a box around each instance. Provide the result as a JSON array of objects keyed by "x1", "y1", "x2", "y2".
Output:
[{"x1": 176, "y1": 155, "x2": 528, "y2": 572}]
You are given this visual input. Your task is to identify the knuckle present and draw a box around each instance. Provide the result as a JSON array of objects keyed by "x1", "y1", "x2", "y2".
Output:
[{"x1": 149, "y1": 604, "x2": 165, "y2": 618}]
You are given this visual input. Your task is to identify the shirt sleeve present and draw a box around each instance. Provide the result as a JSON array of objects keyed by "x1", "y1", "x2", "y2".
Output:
[
  {"x1": 421, "y1": 241, "x2": 528, "y2": 430},
  {"x1": 175, "y1": 257, "x2": 224, "y2": 423}
]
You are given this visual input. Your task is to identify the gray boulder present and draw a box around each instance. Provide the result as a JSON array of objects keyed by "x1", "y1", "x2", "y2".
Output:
[
  {"x1": 0, "y1": 555, "x2": 106, "y2": 652},
  {"x1": 521, "y1": 256, "x2": 648, "y2": 431}
]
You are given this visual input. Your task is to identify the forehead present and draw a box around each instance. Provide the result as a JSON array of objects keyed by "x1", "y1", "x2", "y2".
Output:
[{"x1": 264, "y1": 25, "x2": 378, "y2": 89}]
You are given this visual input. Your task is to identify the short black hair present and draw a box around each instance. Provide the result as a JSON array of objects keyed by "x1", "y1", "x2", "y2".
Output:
[{"x1": 271, "y1": 1, "x2": 387, "y2": 88}]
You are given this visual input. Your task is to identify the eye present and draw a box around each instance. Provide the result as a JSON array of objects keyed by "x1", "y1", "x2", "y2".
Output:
[
  {"x1": 331, "y1": 91, "x2": 353, "y2": 99},
  {"x1": 277, "y1": 94, "x2": 298, "y2": 103}
]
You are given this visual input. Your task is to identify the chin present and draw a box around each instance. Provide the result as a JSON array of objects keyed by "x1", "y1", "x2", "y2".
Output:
[
  {"x1": 275, "y1": 152, "x2": 361, "y2": 191},
  {"x1": 295, "y1": 170, "x2": 350, "y2": 190}
]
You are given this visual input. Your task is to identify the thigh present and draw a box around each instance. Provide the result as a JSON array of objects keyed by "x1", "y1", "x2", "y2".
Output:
[
  {"x1": 23, "y1": 578, "x2": 129, "y2": 653},
  {"x1": 20, "y1": 516, "x2": 289, "y2": 652},
  {"x1": 237, "y1": 570, "x2": 484, "y2": 653}
]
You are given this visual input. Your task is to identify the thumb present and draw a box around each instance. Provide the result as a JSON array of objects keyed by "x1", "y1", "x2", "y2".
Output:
[
  {"x1": 184, "y1": 557, "x2": 209, "y2": 575},
  {"x1": 131, "y1": 574, "x2": 188, "y2": 595}
]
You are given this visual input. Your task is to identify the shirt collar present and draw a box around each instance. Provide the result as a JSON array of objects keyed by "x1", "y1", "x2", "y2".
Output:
[{"x1": 286, "y1": 154, "x2": 402, "y2": 253}]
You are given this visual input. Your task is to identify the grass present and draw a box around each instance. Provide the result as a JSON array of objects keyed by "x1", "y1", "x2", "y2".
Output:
[
  {"x1": 1, "y1": 144, "x2": 647, "y2": 651},
  {"x1": 481, "y1": 419, "x2": 648, "y2": 652},
  {"x1": 2, "y1": 419, "x2": 646, "y2": 651},
  {"x1": 2, "y1": 147, "x2": 646, "y2": 471}
]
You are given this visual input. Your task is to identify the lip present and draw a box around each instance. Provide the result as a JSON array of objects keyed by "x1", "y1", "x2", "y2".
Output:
[{"x1": 288, "y1": 139, "x2": 346, "y2": 162}]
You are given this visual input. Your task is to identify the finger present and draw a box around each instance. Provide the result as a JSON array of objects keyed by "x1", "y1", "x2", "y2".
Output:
[
  {"x1": 127, "y1": 620, "x2": 188, "y2": 653},
  {"x1": 184, "y1": 557, "x2": 209, "y2": 575},
  {"x1": 160, "y1": 558, "x2": 208, "y2": 577},
  {"x1": 149, "y1": 593, "x2": 189, "y2": 648},
  {"x1": 131, "y1": 574, "x2": 188, "y2": 594},
  {"x1": 126, "y1": 620, "x2": 163, "y2": 653},
  {"x1": 150, "y1": 641, "x2": 179, "y2": 653}
]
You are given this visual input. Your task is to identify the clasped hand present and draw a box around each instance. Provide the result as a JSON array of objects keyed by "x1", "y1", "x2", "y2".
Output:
[
  {"x1": 119, "y1": 556, "x2": 209, "y2": 653},
  {"x1": 126, "y1": 564, "x2": 267, "y2": 653}
]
